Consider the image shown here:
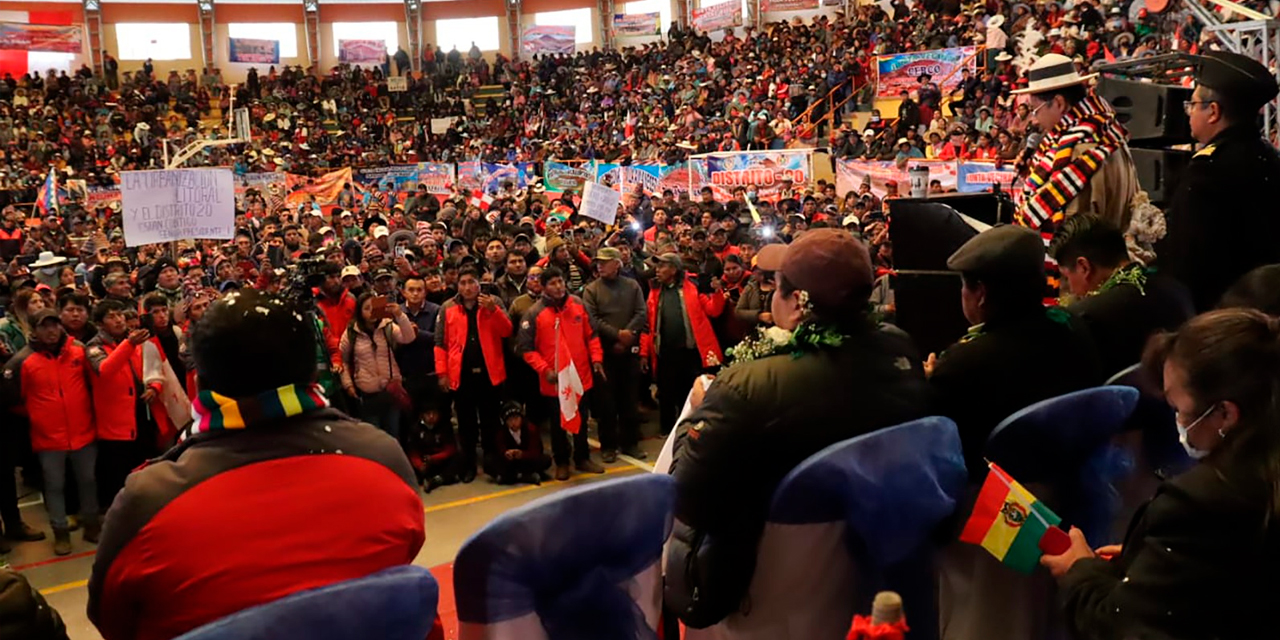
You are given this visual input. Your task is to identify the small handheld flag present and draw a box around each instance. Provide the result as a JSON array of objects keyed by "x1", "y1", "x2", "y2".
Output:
[
  {"x1": 36, "y1": 168, "x2": 57, "y2": 215},
  {"x1": 959, "y1": 463, "x2": 1069, "y2": 574}
]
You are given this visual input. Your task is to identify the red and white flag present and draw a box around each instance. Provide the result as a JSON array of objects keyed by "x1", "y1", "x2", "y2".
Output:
[
  {"x1": 468, "y1": 190, "x2": 494, "y2": 212},
  {"x1": 555, "y1": 319, "x2": 584, "y2": 434}
]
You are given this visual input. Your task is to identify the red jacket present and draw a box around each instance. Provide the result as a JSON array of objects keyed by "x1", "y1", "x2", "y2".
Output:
[
  {"x1": 317, "y1": 291, "x2": 356, "y2": 368},
  {"x1": 517, "y1": 294, "x2": 604, "y2": 397},
  {"x1": 85, "y1": 336, "x2": 156, "y2": 442},
  {"x1": 4, "y1": 336, "x2": 95, "y2": 452},
  {"x1": 433, "y1": 297, "x2": 513, "y2": 389},
  {"x1": 642, "y1": 277, "x2": 725, "y2": 370}
]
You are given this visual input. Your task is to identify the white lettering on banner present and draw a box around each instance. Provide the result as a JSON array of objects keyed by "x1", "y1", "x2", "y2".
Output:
[
  {"x1": 579, "y1": 181, "x2": 622, "y2": 224},
  {"x1": 121, "y1": 168, "x2": 237, "y2": 247}
]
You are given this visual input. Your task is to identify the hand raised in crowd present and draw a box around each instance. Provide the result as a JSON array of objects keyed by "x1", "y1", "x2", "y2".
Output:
[
  {"x1": 924, "y1": 352, "x2": 938, "y2": 378},
  {"x1": 385, "y1": 302, "x2": 403, "y2": 318},
  {"x1": 479, "y1": 294, "x2": 497, "y2": 310},
  {"x1": 127, "y1": 329, "x2": 151, "y2": 346},
  {"x1": 394, "y1": 256, "x2": 413, "y2": 276}
]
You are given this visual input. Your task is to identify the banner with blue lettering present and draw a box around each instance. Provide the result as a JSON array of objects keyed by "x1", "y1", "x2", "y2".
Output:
[{"x1": 957, "y1": 162, "x2": 1018, "y2": 193}]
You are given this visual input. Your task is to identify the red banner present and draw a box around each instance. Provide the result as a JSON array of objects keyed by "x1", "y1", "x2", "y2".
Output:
[{"x1": 0, "y1": 22, "x2": 82, "y2": 54}]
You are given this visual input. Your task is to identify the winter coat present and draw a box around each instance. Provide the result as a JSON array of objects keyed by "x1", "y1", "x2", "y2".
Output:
[{"x1": 340, "y1": 314, "x2": 415, "y2": 394}]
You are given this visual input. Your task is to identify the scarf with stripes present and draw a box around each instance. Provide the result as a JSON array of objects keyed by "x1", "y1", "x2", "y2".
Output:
[
  {"x1": 187, "y1": 382, "x2": 330, "y2": 439},
  {"x1": 1016, "y1": 93, "x2": 1128, "y2": 231}
]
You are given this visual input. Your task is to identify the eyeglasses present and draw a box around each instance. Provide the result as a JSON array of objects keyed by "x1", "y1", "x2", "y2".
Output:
[
  {"x1": 1028, "y1": 100, "x2": 1050, "y2": 117},
  {"x1": 1183, "y1": 100, "x2": 1216, "y2": 114}
]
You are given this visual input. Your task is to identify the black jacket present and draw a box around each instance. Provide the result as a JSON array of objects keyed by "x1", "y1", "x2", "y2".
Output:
[
  {"x1": 1068, "y1": 269, "x2": 1194, "y2": 379},
  {"x1": 931, "y1": 307, "x2": 1103, "y2": 477},
  {"x1": 1156, "y1": 124, "x2": 1280, "y2": 312},
  {"x1": 666, "y1": 323, "x2": 932, "y2": 625},
  {"x1": 1061, "y1": 457, "x2": 1280, "y2": 640}
]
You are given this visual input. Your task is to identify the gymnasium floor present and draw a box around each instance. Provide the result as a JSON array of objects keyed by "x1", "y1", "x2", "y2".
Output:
[{"x1": 12, "y1": 425, "x2": 666, "y2": 640}]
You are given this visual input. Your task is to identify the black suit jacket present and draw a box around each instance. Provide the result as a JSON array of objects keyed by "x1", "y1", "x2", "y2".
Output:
[
  {"x1": 1069, "y1": 270, "x2": 1195, "y2": 378},
  {"x1": 1156, "y1": 124, "x2": 1280, "y2": 311}
]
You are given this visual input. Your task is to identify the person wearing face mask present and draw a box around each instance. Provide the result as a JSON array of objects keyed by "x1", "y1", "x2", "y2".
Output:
[
  {"x1": 664, "y1": 229, "x2": 933, "y2": 627},
  {"x1": 1041, "y1": 309, "x2": 1280, "y2": 640}
]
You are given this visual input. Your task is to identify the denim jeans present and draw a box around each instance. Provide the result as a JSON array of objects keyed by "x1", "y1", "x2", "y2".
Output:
[
  {"x1": 39, "y1": 444, "x2": 99, "y2": 530},
  {"x1": 359, "y1": 391, "x2": 402, "y2": 441}
]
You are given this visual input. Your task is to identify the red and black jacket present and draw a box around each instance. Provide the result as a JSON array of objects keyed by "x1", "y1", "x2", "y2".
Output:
[{"x1": 87, "y1": 409, "x2": 425, "y2": 640}]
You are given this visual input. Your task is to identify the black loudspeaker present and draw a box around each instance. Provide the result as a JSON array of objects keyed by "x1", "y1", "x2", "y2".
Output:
[
  {"x1": 1130, "y1": 148, "x2": 1192, "y2": 206},
  {"x1": 1098, "y1": 78, "x2": 1193, "y2": 144},
  {"x1": 888, "y1": 197, "x2": 992, "y2": 355}
]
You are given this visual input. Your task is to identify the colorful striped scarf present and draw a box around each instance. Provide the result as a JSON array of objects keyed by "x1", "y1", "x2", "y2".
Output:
[
  {"x1": 187, "y1": 383, "x2": 330, "y2": 439},
  {"x1": 1017, "y1": 93, "x2": 1128, "y2": 232}
]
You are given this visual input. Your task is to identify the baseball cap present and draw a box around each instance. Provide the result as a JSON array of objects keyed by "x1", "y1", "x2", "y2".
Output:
[
  {"x1": 340, "y1": 265, "x2": 361, "y2": 278},
  {"x1": 594, "y1": 247, "x2": 623, "y2": 262},
  {"x1": 372, "y1": 225, "x2": 390, "y2": 239},
  {"x1": 755, "y1": 229, "x2": 874, "y2": 309},
  {"x1": 30, "y1": 309, "x2": 60, "y2": 326}
]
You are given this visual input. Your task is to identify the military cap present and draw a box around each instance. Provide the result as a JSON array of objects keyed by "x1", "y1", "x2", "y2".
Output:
[
  {"x1": 593, "y1": 247, "x2": 623, "y2": 262},
  {"x1": 947, "y1": 225, "x2": 1045, "y2": 277},
  {"x1": 1196, "y1": 51, "x2": 1279, "y2": 112}
]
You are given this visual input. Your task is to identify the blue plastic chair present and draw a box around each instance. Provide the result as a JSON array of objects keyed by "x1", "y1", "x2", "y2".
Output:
[
  {"x1": 174, "y1": 565, "x2": 439, "y2": 640},
  {"x1": 686, "y1": 417, "x2": 968, "y2": 640},
  {"x1": 985, "y1": 385, "x2": 1140, "y2": 543},
  {"x1": 453, "y1": 474, "x2": 675, "y2": 640}
]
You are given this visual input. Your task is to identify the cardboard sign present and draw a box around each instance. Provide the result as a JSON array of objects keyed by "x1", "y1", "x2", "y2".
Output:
[
  {"x1": 121, "y1": 168, "x2": 236, "y2": 246},
  {"x1": 579, "y1": 181, "x2": 622, "y2": 224}
]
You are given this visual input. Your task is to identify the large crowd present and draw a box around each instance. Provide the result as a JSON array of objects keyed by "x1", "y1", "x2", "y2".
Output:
[{"x1": 2, "y1": 0, "x2": 1280, "y2": 639}]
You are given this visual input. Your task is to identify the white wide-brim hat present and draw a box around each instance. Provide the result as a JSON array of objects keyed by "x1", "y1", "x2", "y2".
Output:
[
  {"x1": 987, "y1": 14, "x2": 1006, "y2": 28},
  {"x1": 1011, "y1": 53, "x2": 1098, "y2": 95}
]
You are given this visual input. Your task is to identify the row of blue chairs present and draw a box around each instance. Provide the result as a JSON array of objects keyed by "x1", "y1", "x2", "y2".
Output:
[{"x1": 178, "y1": 382, "x2": 1178, "y2": 640}]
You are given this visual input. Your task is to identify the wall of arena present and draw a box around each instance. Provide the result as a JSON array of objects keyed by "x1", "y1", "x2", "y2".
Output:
[{"x1": 0, "y1": 0, "x2": 849, "y2": 84}]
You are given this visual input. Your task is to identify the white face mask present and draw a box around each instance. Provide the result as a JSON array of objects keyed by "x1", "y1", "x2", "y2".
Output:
[{"x1": 1175, "y1": 404, "x2": 1217, "y2": 460}]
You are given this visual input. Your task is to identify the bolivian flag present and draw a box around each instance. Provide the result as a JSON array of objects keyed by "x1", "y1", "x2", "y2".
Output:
[{"x1": 959, "y1": 463, "x2": 1069, "y2": 574}]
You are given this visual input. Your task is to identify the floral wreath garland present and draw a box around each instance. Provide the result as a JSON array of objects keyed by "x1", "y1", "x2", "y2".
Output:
[{"x1": 727, "y1": 291, "x2": 853, "y2": 365}]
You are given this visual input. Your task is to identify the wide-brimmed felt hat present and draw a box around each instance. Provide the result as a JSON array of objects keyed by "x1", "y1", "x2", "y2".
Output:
[{"x1": 1012, "y1": 53, "x2": 1097, "y2": 95}]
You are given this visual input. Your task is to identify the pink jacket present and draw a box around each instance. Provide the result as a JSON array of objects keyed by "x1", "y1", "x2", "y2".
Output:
[{"x1": 339, "y1": 314, "x2": 415, "y2": 394}]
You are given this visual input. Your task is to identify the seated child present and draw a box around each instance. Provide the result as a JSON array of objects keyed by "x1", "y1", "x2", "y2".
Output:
[
  {"x1": 403, "y1": 405, "x2": 464, "y2": 493},
  {"x1": 485, "y1": 401, "x2": 551, "y2": 485}
]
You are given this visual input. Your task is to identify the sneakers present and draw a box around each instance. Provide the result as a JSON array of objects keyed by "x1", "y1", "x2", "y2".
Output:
[
  {"x1": 621, "y1": 446, "x2": 648, "y2": 460},
  {"x1": 601, "y1": 450, "x2": 619, "y2": 464},
  {"x1": 52, "y1": 528, "x2": 71, "y2": 556},
  {"x1": 553, "y1": 464, "x2": 571, "y2": 481},
  {"x1": 82, "y1": 516, "x2": 102, "y2": 545},
  {"x1": 5, "y1": 523, "x2": 46, "y2": 543},
  {"x1": 575, "y1": 458, "x2": 606, "y2": 474}
]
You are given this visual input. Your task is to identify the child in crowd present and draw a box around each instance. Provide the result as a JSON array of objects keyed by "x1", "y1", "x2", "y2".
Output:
[
  {"x1": 485, "y1": 402, "x2": 551, "y2": 486},
  {"x1": 403, "y1": 404, "x2": 463, "y2": 493}
]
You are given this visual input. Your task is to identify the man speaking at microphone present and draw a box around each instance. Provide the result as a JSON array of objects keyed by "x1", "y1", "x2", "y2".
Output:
[{"x1": 1012, "y1": 54, "x2": 1139, "y2": 298}]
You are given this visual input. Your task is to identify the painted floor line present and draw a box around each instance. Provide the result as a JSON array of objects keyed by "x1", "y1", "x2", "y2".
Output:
[
  {"x1": 19, "y1": 495, "x2": 44, "y2": 509},
  {"x1": 11, "y1": 550, "x2": 96, "y2": 572},
  {"x1": 39, "y1": 578, "x2": 88, "y2": 596},
  {"x1": 586, "y1": 437, "x2": 656, "y2": 472},
  {"x1": 423, "y1": 465, "x2": 637, "y2": 513}
]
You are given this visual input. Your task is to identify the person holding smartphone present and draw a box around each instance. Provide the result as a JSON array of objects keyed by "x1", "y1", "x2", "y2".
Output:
[{"x1": 339, "y1": 291, "x2": 416, "y2": 439}]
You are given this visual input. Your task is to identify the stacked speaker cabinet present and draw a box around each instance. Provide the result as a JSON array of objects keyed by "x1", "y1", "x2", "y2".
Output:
[{"x1": 1098, "y1": 77, "x2": 1195, "y2": 207}]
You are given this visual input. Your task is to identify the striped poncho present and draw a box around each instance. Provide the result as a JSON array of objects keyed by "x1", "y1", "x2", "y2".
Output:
[{"x1": 1016, "y1": 92, "x2": 1128, "y2": 233}]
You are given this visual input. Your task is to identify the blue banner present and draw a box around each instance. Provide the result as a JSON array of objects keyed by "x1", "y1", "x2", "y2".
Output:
[{"x1": 957, "y1": 162, "x2": 1017, "y2": 193}]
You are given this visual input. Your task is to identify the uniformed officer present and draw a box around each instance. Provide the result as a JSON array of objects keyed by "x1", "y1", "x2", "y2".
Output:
[
  {"x1": 925, "y1": 225, "x2": 1103, "y2": 477},
  {"x1": 1156, "y1": 50, "x2": 1280, "y2": 312}
]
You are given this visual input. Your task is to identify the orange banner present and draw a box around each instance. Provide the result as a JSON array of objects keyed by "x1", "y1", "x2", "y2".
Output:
[{"x1": 285, "y1": 167, "x2": 352, "y2": 206}]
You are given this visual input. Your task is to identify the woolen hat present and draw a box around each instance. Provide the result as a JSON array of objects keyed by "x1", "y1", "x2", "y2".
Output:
[{"x1": 755, "y1": 229, "x2": 873, "y2": 309}]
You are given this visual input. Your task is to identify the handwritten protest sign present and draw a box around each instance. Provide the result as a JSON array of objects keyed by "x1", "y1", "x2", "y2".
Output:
[
  {"x1": 121, "y1": 169, "x2": 235, "y2": 247},
  {"x1": 580, "y1": 181, "x2": 622, "y2": 225}
]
